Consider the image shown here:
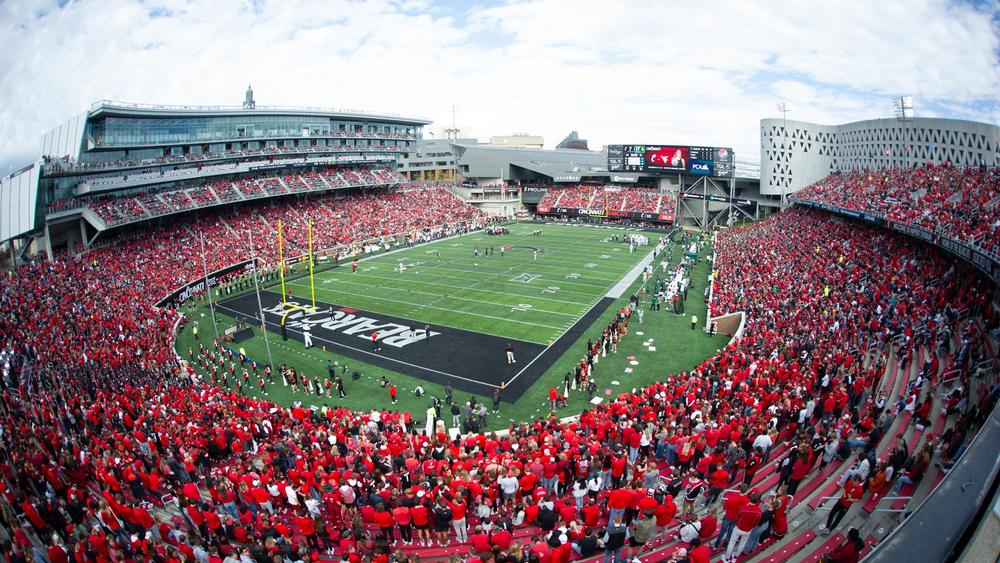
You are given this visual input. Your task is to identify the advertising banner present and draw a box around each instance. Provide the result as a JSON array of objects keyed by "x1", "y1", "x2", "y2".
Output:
[{"x1": 157, "y1": 259, "x2": 258, "y2": 307}]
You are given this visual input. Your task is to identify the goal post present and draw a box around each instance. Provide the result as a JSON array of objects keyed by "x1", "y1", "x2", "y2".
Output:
[{"x1": 276, "y1": 219, "x2": 319, "y2": 326}]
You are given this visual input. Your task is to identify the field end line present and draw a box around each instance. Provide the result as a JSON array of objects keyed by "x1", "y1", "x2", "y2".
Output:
[{"x1": 214, "y1": 303, "x2": 500, "y2": 389}]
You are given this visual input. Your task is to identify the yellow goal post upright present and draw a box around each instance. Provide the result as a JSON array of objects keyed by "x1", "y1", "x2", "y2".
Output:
[{"x1": 276, "y1": 219, "x2": 319, "y2": 327}]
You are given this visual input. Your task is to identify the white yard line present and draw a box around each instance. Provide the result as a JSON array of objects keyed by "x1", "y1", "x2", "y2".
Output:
[
  {"x1": 504, "y1": 294, "x2": 604, "y2": 386},
  {"x1": 298, "y1": 275, "x2": 583, "y2": 314},
  {"x1": 505, "y1": 234, "x2": 673, "y2": 386},
  {"x1": 606, "y1": 248, "x2": 657, "y2": 298},
  {"x1": 283, "y1": 281, "x2": 567, "y2": 330}
]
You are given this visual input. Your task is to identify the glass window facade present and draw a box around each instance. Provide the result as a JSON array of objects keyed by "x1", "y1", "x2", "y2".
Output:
[{"x1": 87, "y1": 115, "x2": 419, "y2": 147}]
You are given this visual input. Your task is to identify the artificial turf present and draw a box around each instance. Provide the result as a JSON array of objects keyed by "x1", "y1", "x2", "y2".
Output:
[
  {"x1": 280, "y1": 222, "x2": 652, "y2": 344},
  {"x1": 175, "y1": 222, "x2": 727, "y2": 429}
]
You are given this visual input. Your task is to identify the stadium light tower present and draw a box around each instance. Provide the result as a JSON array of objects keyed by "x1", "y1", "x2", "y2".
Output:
[
  {"x1": 444, "y1": 105, "x2": 460, "y2": 140},
  {"x1": 894, "y1": 96, "x2": 914, "y2": 169}
]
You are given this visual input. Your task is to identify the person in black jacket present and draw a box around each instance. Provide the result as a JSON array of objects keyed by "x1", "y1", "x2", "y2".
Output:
[
  {"x1": 572, "y1": 528, "x2": 599, "y2": 558},
  {"x1": 433, "y1": 499, "x2": 452, "y2": 547},
  {"x1": 536, "y1": 504, "x2": 557, "y2": 532},
  {"x1": 602, "y1": 515, "x2": 628, "y2": 563}
]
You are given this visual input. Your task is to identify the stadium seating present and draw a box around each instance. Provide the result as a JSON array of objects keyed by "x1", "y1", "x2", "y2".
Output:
[
  {"x1": 538, "y1": 184, "x2": 673, "y2": 216},
  {"x1": 69, "y1": 167, "x2": 405, "y2": 227},
  {"x1": 0, "y1": 192, "x2": 997, "y2": 563},
  {"x1": 795, "y1": 165, "x2": 1000, "y2": 255}
]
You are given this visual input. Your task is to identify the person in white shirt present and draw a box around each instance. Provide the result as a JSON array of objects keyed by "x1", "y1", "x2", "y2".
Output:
[
  {"x1": 572, "y1": 479, "x2": 588, "y2": 509},
  {"x1": 838, "y1": 456, "x2": 871, "y2": 486},
  {"x1": 752, "y1": 432, "x2": 773, "y2": 460},
  {"x1": 498, "y1": 472, "x2": 520, "y2": 504},
  {"x1": 677, "y1": 512, "x2": 702, "y2": 543}
]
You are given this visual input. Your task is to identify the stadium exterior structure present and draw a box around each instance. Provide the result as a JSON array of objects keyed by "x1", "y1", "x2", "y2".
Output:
[
  {"x1": 760, "y1": 116, "x2": 1000, "y2": 197},
  {"x1": 398, "y1": 139, "x2": 766, "y2": 221},
  {"x1": 0, "y1": 88, "x2": 431, "y2": 258}
]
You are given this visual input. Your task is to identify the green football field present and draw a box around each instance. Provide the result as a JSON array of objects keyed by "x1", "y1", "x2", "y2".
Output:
[
  {"x1": 281, "y1": 222, "x2": 651, "y2": 344},
  {"x1": 177, "y1": 222, "x2": 728, "y2": 429}
]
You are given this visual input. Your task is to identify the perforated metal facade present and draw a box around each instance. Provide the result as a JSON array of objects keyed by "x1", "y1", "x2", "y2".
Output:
[{"x1": 760, "y1": 117, "x2": 1000, "y2": 196}]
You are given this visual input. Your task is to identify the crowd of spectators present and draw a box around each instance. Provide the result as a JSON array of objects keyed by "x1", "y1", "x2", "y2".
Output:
[
  {"x1": 61, "y1": 167, "x2": 405, "y2": 227},
  {"x1": 794, "y1": 165, "x2": 1000, "y2": 255},
  {"x1": 538, "y1": 186, "x2": 671, "y2": 215},
  {"x1": 603, "y1": 189, "x2": 662, "y2": 214},
  {"x1": 540, "y1": 186, "x2": 595, "y2": 209},
  {"x1": 0, "y1": 195, "x2": 996, "y2": 563}
]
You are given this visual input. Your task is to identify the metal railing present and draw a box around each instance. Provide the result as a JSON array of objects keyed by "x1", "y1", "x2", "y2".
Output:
[
  {"x1": 90, "y1": 99, "x2": 431, "y2": 121},
  {"x1": 940, "y1": 358, "x2": 996, "y2": 387}
]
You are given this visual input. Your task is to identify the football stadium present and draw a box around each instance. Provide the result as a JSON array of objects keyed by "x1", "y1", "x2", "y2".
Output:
[{"x1": 0, "y1": 4, "x2": 999, "y2": 563}]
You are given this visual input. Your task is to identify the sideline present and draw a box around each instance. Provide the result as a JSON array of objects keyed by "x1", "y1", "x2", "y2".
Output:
[{"x1": 606, "y1": 247, "x2": 656, "y2": 298}]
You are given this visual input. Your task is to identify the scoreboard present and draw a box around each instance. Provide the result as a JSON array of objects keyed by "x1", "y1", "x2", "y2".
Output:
[{"x1": 607, "y1": 144, "x2": 734, "y2": 178}]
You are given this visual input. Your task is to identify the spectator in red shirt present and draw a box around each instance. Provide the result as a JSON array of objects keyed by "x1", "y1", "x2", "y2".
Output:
[
  {"x1": 392, "y1": 503, "x2": 412, "y2": 545},
  {"x1": 825, "y1": 475, "x2": 864, "y2": 532},
  {"x1": 723, "y1": 492, "x2": 762, "y2": 563},
  {"x1": 469, "y1": 525, "x2": 492, "y2": 555},
  {"x1": 296, "y1": 510, "x2": 319, "y2": 550},
  {"x1": 699, "y1": 509, "x2": 718, "y2": 542},
  {"x1": 410, "y1": 499, "x2": 432, "y2": 546},
  {"x1": 373, "y1": 504, "x2": 394, "y2": 544},
  {"x1": 608, "y1": 487, "x2": 631, "y2": 522},
  {"x1": 689, "y1": 538, "x2": 712, "y2": 563},
  {"x1": 450, "y1": 495, "x2": 469, "y2": 544},
  {"x1": 706, "y1": 467, "x2": 730, "y2": 506},
  {"x1": 713, "y1": 484, "x2": 748, "y2": 549},
  {"x1": 828, "y1": 527, "x2": 865, "y2": 563}
]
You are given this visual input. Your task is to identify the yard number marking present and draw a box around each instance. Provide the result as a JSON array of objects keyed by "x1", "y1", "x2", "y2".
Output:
[
  {"x1": 511, "y1": 273, "x2": 541, "y2": 283},
  {"x1": 511, "y1": 303, "x2": 533, "y2": 312}
]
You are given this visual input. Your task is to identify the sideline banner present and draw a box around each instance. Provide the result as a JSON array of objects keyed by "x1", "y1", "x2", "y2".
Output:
[
  {"x1": 156, "y1": 259, "x2": 258, "y2": 307},
  {"x1": 537, "y1": 207, "x2": 675, "y2": 223}
]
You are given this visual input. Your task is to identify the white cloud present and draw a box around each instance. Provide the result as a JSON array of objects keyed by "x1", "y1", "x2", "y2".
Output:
[{"x1": 0, "y1": 0, "x2": 996, "y2": 172}]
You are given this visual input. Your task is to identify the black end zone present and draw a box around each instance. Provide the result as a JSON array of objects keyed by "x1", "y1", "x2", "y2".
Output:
[{"x1": 217, "y1": 291, "x2": 616, "y2": 402}]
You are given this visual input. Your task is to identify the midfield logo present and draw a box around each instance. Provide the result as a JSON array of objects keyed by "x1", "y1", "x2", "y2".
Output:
[{"x1": 262, "y1": 301, "x2": 439, "y2": 348}]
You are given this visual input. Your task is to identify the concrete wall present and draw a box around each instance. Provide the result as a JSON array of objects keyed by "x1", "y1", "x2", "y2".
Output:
[
  {"x1": 760, "y1": 117, "x2": 1000, "y2": 196},
  {"x1": 0, "y1": 162, "x2": 41, "y2": 242},
  {"x1": 40, "y1": 111, "x2": 89, "y2": 160}
]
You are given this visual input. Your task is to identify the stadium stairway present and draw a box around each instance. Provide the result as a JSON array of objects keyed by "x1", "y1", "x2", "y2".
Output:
[
  {"x1": 769, "y1": 320, "x2": 995, "y2": 563},
  {"x1": 739, "y1": 334, "x2": 950, "y2": 562},
  {"x1": 218, "y1": 216, "x2": 238, "y2": 236}
]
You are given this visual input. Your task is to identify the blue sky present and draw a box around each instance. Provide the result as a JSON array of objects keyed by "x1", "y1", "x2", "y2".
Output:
[{"x1": 0, "y1": 0, "x2": 997, "y2": 173}]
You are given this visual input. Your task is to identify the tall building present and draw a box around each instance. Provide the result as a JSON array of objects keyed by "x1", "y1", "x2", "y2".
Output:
[
  {"x1": 1, "y1": 93, "x2": 430, "y2": 256},
  {"x1": 760, "y1": 117, "x2": 1000, "y2": 197},
  {"x1": 555, "y1": 131, "x2": 589, "y2": 150},
  {"x1": 484, "y1": 134, "x2": 544, "y2": 149}
]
